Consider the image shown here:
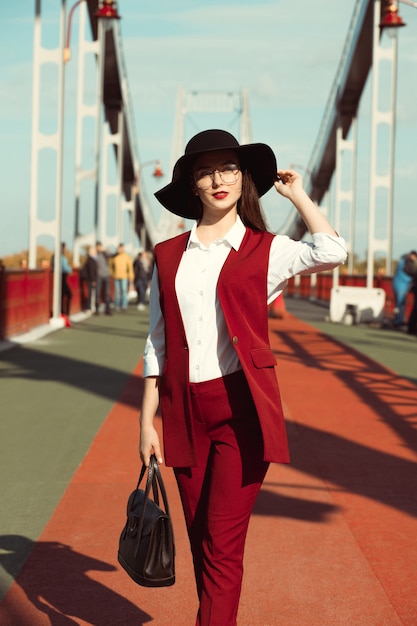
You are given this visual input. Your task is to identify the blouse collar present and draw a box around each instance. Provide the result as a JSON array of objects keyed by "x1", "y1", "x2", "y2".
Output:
[{"x1": 188, "y1": 215, "x2": 246, "y2": 251}]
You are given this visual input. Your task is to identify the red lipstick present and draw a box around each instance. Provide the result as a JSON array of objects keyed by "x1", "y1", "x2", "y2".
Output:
[{"x1": 213, "y1": 192, "x2": 228, "y2": 199}]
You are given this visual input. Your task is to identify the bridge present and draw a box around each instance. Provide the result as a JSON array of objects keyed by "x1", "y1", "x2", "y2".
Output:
[
  {"x1": 1, "y1": 3, "x2": 417, "y2": 622},
  {"x1": 29, "y1": 0, "x2": 406, "y2": 260},
  {"x1": 23, "y1": 0, "x2": 416, "y2": 326}
]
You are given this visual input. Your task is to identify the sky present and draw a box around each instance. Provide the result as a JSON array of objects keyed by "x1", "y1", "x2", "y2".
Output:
[{"x1": 1, "y1": 0, "x2": 417, "y2": 263}]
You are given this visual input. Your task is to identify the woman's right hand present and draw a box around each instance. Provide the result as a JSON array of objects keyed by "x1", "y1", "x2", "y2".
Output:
[{"x1": 139, "y1": 424, "x2": 163, "y2": 466}]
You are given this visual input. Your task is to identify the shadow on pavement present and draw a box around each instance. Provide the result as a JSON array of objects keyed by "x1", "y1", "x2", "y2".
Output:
[
  {"x1": 253, "y1": 488, "x2": 337, "y2": 521},
  {"x1": 0, "y1": 345, "x2": 144, "y2": 409},
  {"x1": 0, "y1": 536, "x2": 152, "y2": 626},
  {"x1": 272, "y1": 325, "x2": 417, "y2": 518}
]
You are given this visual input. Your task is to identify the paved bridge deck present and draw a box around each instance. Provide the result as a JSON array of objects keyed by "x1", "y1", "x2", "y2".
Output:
[{"x1": 0, "y1": 299, "x2": 416, "y2": 625}]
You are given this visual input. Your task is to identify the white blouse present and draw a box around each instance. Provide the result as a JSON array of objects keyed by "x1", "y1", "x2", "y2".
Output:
[{"x1": 143, "y1": 217, "x2": 347, "y2": 383}]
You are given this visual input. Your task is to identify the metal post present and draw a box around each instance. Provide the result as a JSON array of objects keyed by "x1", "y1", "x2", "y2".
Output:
[
  {"x1": 29, "y1": 0, "x2": 67, "y2": 318},
  {"x1": 72, "y1": 0, "x2": 100, "y2": 266},
  {"x1": 116, "y1": 110, "x2": 125, "y2": 244},
  {"x1": 29, "y1": 0, "x2": 66, "y2": 324},
  {"x1": 94, "y1": 18, "x2": 105, "y2": 244},
  {"x1": 348, "y1": 118, "x2": 358, "y2": 275},
  {"x1": 333, "y1": 117, "x2": 358, "y2": 286},
  {"x1": 333, "y1": 125, "x2": 343, "y2": 289},
  {"x1": 51, "y1": 0, "x2": 67, "y2": 324},
  {"x1": 386, "y1": 29, "x2": 399, "y2": 276},
  {"x1": 28, "y1": 0, "x2": 42, "y2": 270},
  {"x1": 74, "y1": 0, "x2": 87, "y2": 243}
]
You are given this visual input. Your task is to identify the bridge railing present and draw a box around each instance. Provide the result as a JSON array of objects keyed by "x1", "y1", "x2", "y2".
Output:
[
  {"x1": 0, "y1": 268, "x2": 411, "y2": 341},
  {"x1": 0, "y1": 268, "x2": 82, "y2": 340}
]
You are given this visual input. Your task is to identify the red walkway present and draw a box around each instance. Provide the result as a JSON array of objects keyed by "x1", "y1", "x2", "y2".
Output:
[{"x1": 1, "y1": 313, "x2": 416, "y2": 625}]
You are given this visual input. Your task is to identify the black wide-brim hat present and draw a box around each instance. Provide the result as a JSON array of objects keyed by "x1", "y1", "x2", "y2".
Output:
[{"x1": 154, "y1": 129, "x2": 278, "y2": 219}]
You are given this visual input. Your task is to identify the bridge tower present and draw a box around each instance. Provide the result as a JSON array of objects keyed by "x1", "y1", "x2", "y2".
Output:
[
  {"x1": 366, "y1": 0, "x2": 400, "y2": 286},
  {"x1": 28, "y1": 0, "x2": 67, "y2": 323}
]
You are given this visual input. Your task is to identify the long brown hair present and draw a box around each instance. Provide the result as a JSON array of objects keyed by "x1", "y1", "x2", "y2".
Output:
[
  {"x1": 238, "y1": 170, "x2": 269, "y2": 232},
  {"x1": 189, "y1": 170, "x2": 270, "y2": 232}
]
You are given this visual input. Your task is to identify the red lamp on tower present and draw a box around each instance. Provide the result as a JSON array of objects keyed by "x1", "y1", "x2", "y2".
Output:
[
  {"x1": 95, "y1": 0, "x2": 121, "y2": 20},
  {"x1": 379, "y1": 2, "x2": 406, "y2": 30}
]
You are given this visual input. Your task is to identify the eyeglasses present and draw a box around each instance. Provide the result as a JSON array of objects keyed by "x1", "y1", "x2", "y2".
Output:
[{"x1": 193, "y1": 164, "x2": 240, "y2": 189}]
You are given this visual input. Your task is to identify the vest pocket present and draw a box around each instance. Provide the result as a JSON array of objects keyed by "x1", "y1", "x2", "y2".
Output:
[{"x1": 250, "y1": 348, "x2": 277, "y2": 368}]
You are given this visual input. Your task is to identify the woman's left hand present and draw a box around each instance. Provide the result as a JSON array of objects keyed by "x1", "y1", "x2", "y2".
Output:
[
  {"x1": 273, "y1": 169, "x2": 303, "y2": 200},
  {"x1": 273, "y1": 168, "x2": 340, "y2": 237}
]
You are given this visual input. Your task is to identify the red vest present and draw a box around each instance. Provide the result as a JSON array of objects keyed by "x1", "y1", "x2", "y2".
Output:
[{"x1": 154, "y1": 228, "x2": 290, "y2": 467}]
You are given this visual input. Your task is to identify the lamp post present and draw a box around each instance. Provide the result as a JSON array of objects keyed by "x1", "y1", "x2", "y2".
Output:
[
  {"x1": 134, "y1": 160, "x2": 165, "y2": 194},
  {"x1": 50, "y1": 0, "x2": 67, "y2": 326}
]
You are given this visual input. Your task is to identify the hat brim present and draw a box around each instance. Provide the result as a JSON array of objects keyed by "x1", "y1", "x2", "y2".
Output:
[{"x1": 155, "y1": 143, "x2": 277, "y2": 220}]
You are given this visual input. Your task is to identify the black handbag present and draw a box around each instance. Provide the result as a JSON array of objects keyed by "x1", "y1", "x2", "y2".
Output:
[{"x1": 118, "y1": 455, "x2": 175, "y2": 587}]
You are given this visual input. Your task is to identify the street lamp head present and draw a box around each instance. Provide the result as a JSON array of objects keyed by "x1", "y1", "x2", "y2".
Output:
[
  {"x1": 380, "y1": 3, "x2": 406, "y2": 32},
  {"x1": 95, "y1": 0, "x2": 121, "y2": 20},
  {"x1": 133, "y1": 161, "x2": 164, "y2": 194},
  {"x1": 153, "y1": 161, "x2": 164, "y2": 178}
]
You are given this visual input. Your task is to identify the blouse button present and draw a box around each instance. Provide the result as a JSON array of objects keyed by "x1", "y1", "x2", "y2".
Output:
[{"x1": 232, "y1": 336, "x2": 238, "y2": 344}]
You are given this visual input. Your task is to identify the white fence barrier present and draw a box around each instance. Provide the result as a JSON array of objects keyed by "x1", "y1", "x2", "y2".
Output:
[{"x1": 329, "y1": 286, "x2": 386, "y2": 324}]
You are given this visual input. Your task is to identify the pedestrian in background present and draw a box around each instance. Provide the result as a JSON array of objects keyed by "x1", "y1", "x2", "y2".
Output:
[
  {"x1": 95, "y1": 241, "x2": 112, "y2": 315},
  {"x1": 392, "y1": 250, "x2": 417, "y2": 327},
  {"x1": 52, "y1": 242, "x2": 73, "y2": 321},
  {"x1": 81, "y1": 245, "x2": 97, "y2": 313},
  {"x1": 110, "y1": 243, "x2": 134, "y2": 312},
  {"x1": 134, "y1": 250, "x2": 153, "y2": 311},
  {"x1": 405, "y1": 254, "x2": 417, "y2": 335},
  {"x1": 139, "y1": 129, "x2": 347, "y2": 626}
]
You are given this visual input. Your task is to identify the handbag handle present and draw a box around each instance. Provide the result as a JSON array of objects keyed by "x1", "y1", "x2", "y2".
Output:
[
  {"x1": 130, "y1": 455, "x2": 172, "y2": 543},
  {"x1": 149, "y1": 456, "x2": 172, "y2": 519},
  {"x1": 136, "y1": 456, "x2": 159, "y2": 505}
]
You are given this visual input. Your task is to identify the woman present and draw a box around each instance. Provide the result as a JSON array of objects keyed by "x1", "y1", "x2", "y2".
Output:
[{"x1": 139, "y1": 129, "x2": 347, "y2": 626}]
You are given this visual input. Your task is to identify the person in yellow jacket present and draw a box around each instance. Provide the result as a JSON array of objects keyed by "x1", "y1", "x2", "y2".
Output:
[{"x1": 110, "y1": 243, "x2": 134, "y2": 311}]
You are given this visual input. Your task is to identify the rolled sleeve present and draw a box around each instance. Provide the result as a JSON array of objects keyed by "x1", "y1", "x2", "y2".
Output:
[
  {"x1": 143, "y1": 337, "x2": 164, "y2": 377},
  {"x1": 267, "y1": 232, "x2": 347, "y2": 303},
  {"x1": 143, "y1": 267, "x2": 166, "y2": 377}
]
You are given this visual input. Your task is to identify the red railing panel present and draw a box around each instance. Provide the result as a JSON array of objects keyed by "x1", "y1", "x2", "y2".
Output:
[
  {"x1": 0, "y1": 269, "x2": 82, "y2": 340},
  {"x1": 0, "y1": 268, "x2": 414, "y2": 340}
]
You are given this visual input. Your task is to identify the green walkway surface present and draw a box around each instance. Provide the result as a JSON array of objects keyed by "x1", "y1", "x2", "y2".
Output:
[{"x1": 0, "y1": 308, "x2": 149, "y2": 598}]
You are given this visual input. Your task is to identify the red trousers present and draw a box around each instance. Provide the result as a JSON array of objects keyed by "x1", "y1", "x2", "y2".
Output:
[{"x1": 174, "y1": 370, "x2": 269, "y2": 626}]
